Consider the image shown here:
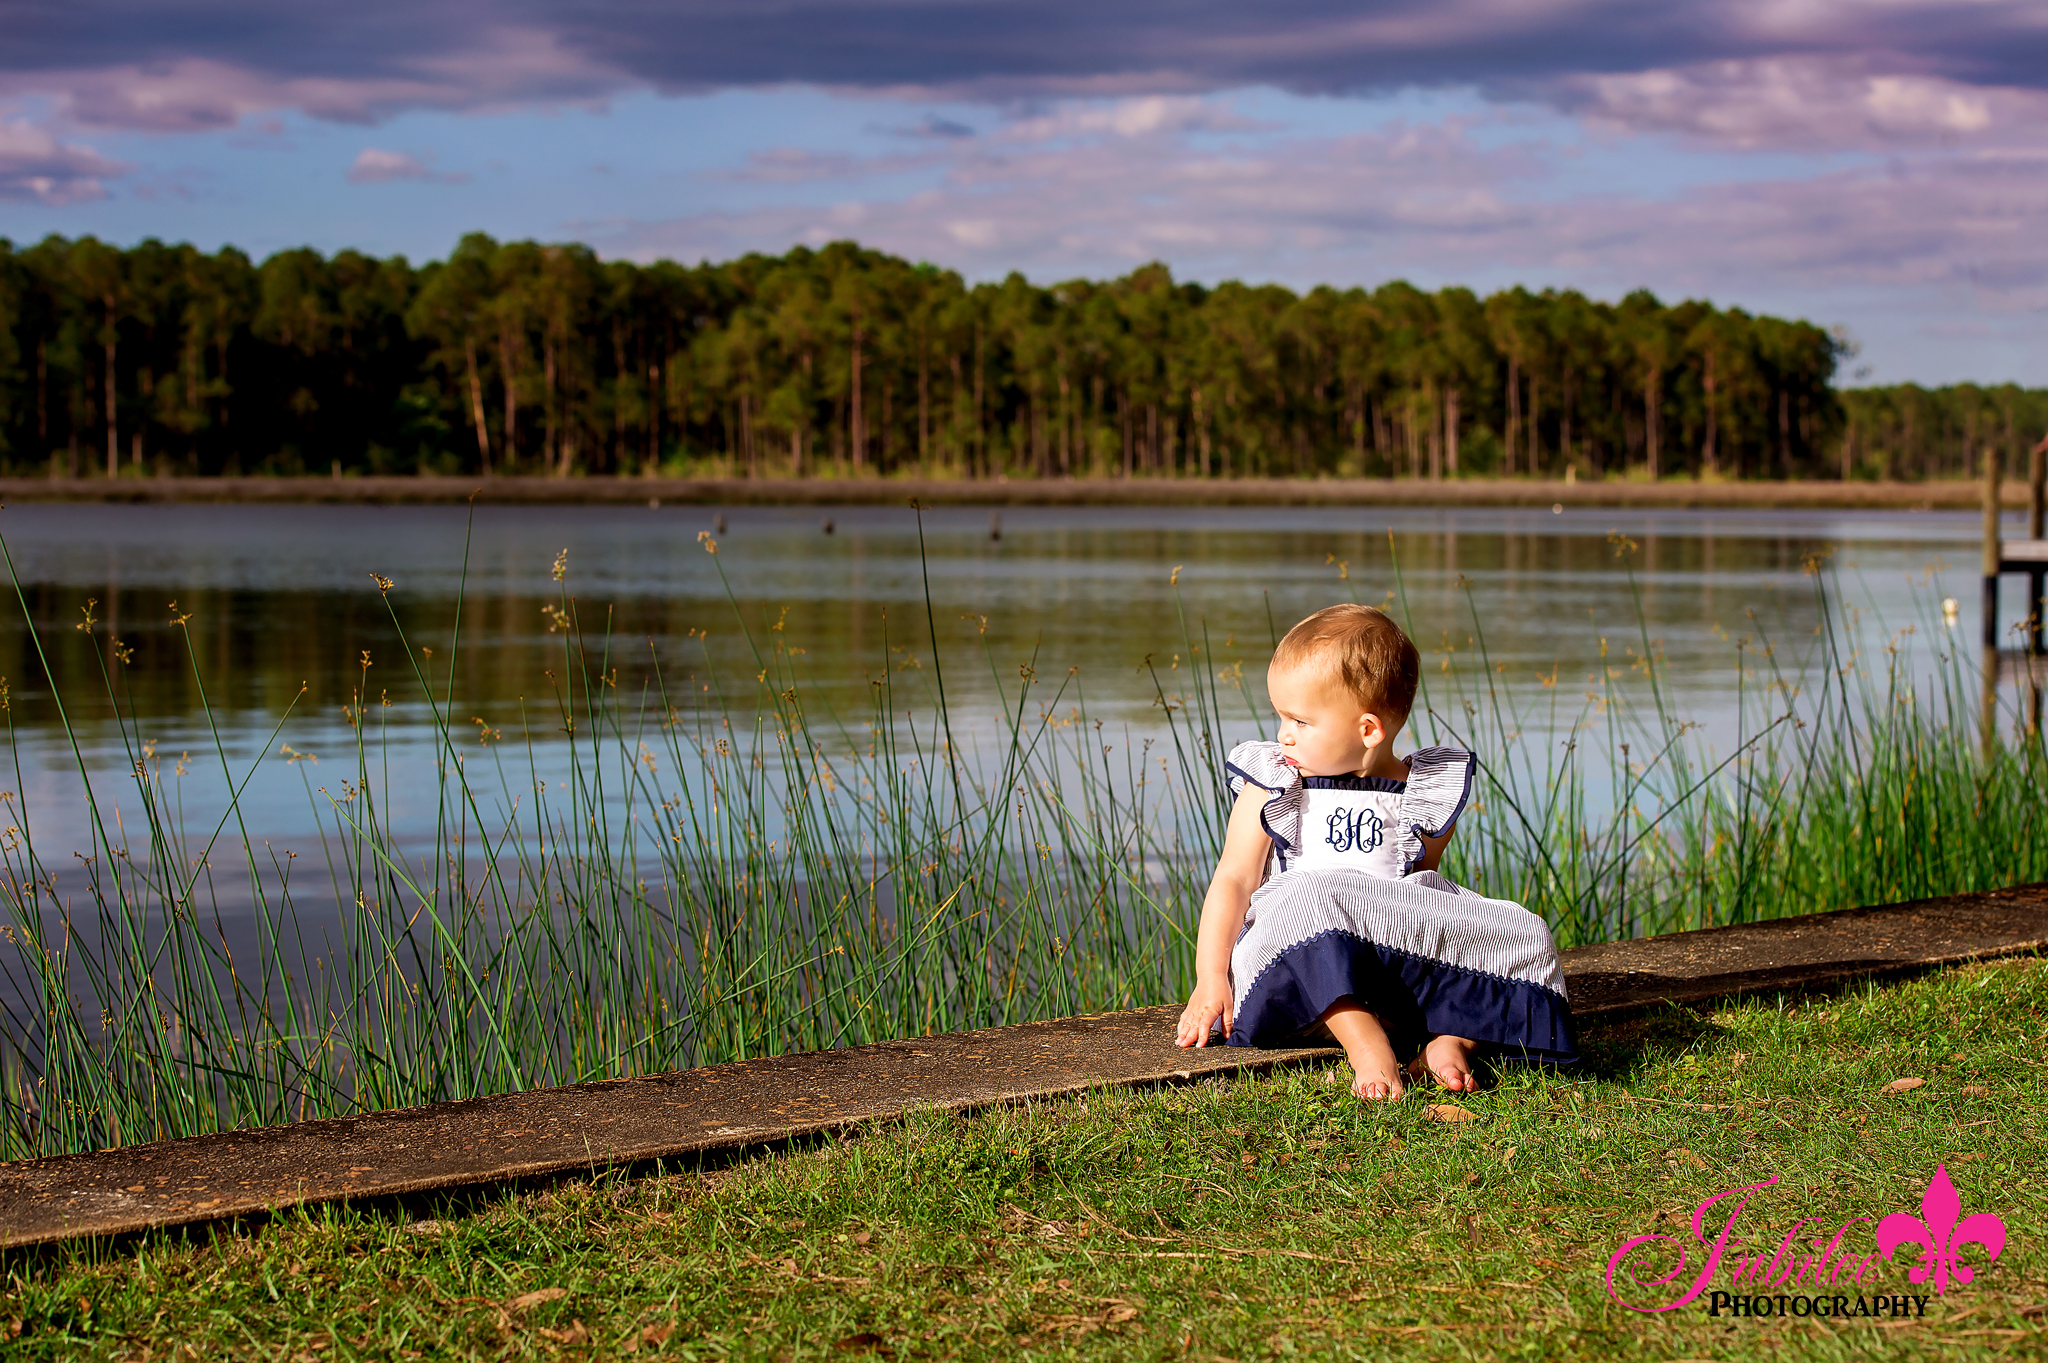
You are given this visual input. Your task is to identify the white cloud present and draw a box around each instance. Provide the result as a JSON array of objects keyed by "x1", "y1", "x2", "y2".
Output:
[
  {"x1": 4, "y1": 28, "x2": 615, "y2": 133},
  {"x1": 0, "y1": 118, "x2": 129, "y2": 203},
  {"x1": 1550, "y1": 57, "x2": 2042, "y2": 150},
  {"x1": 346, "y1": 147, "x2": 468, "y2": 184},
  {"x1": 582, "y1": 91, "x2": 2048, "y2": 323},
  {"x1": 995, "y1": 95, "x2": 1266, "y2": 143}
]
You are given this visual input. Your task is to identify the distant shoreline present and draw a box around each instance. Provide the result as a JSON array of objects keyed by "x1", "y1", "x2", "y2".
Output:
[{"x1": 0, "y1": 474, "x2": 2033, "y2": 511}]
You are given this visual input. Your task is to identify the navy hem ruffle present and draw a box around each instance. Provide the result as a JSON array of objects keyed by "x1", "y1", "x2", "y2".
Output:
[{"x1": 1225, "y1": 927, "x2": 1578, "y2": 1064}]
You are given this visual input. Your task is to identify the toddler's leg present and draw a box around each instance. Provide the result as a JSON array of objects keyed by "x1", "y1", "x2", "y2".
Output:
[
  {"x1": 1316, "y1": 998, "x2": 1405, "y2": 1101},
  {"x1": 1412, "y1": 1034, "x2": 1481, "y2": 1092}
]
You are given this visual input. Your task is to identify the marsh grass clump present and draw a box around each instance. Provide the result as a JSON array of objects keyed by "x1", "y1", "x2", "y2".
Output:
[
  {"x1": 0, "y1": 520, "x2": 2044, "y2": 1159},
  {"x1": 0, "y1": 516, "x2": 1235, "y2": 1157}
]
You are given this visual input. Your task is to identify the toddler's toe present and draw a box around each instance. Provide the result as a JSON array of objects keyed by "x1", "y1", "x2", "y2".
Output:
[
  {"x1": 1422, "y1": 1036, "x2": 1482, "y2": 1092},
  {"x1": 1351, "y1": 1072, "x2": 1406, "y2": 1102}
]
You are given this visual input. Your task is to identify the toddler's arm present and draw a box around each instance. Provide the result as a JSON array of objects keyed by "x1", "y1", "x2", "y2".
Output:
[
  {"x1": 1175, "y1": 784, "x2": 1274, "y2": 1048},
  {"x1": 1414, "y1": 825, "x2": 1454, "y2": 873}
]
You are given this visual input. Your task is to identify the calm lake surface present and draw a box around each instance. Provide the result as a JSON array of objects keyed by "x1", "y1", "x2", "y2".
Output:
[{"x1": 0, "y1": 500, "x2": 2029, "y2": 885}]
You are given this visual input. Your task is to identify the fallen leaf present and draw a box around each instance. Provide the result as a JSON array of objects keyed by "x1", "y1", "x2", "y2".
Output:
[
  {"x1": 538, "y1": 1319, "x2": 589, "y2": 1344},
  {"x1": 1424, "y1": 1104, "x2": 1477, "y2": 1123},
  {"x1": 833, "y1": 1332, "x2": 887, "y2": 1354},
  {"x1": 1463, "y1": 1172, "x2": 1482, "y2": 1186},
  {"x1": 1105, "y1": 1305, "x2": 1140, "y2": 1324},
  {"x1": 1668, "y1": 1148, "x2": 1709, "y2": 1171},
  {"x1": 405, "y1": 1220, "x2": 444, "y2": 1236},
  {"x1": 852, "y1": 1230, "x2": 873, "y2": 1246},
  {"x1": 1952, "y1": 1152, "x2": 1988, "y2": 1163},
  {"x1": 1883, "y1": 1077, "x2": 1926, "y2": 1095},
  {"x1": 1501, "y1": 1146, "x2": 1519, "y2": 1165},
  {"x1": 505, "y1": 1287, "x2": 568, "y2": 1311},
  {"x1": 1962, "y1": 1085, "x2": 1991, "y2": 1097},
  {"x1": 623, "y1": 1321, "x2": 677, "y2": 1353}
]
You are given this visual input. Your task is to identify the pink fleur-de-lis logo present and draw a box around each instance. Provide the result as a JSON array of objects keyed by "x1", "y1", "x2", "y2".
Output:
[{"x1": 1875, "y1": 1163, "x2": 2007, "y2": 1295}]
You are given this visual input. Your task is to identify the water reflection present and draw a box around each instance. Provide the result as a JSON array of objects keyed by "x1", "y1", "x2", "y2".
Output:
[{"x1": 0, "y1": 500, "x2": 2009, "y2": 873}]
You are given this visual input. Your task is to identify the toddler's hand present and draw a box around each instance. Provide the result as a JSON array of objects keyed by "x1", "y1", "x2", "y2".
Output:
[{"x1": 1176, "y1": 982, "x2": 1232, "y2": 1048}]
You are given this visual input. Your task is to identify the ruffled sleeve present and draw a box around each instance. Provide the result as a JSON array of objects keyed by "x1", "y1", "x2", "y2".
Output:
[
  {"x1": 1393, "y1": 746, "x2": 1477, "y2": 874},
  {"x1": 1224, "y1": 740, "x2": 1303, "y2": 858}
]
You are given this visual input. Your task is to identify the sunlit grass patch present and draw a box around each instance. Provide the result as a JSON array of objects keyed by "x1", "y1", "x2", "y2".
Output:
[{"x1": 3, "y1": 957, "x2": 2041, "y2": 1360}]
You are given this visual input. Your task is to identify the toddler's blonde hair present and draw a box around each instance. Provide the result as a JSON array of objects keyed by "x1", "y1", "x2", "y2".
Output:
[{"x1": 1272, "y1": 604, "x2": 1420, "y2": 722}]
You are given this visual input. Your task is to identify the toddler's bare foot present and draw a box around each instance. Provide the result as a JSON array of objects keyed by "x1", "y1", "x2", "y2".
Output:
[
  {"x1": 1315, "y1": 997, "x2": 1405, "y2": 1103},
  {"x1": 1416, "y1": 1034, "x2": 1480, "y2": 1092},
  {"x1": 1350, "y1": 1063, "x2": 1406, "y2": 1102}
]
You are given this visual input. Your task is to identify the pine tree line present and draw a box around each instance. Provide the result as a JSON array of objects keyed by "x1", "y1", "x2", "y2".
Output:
[{"x1": 0, "y1": 231, "x2": 2020, "y2": 482}]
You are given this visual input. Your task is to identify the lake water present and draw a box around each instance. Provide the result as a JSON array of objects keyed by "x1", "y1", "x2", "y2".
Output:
[{"x1": 0, "y1": 500, "x2": 2032, "y2": 883}]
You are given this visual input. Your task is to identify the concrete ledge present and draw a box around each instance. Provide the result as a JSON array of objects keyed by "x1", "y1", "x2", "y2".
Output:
[
  {"x1": 1558, "y1": 881, "x2": 2048, "y2": 1014},
  {"x1": 2, "y1": 882, "x2": 2043, "y2": 1248}
]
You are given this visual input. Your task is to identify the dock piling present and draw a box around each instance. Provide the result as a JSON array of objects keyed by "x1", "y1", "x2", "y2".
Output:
[
  {"x1": 1984, "y1": 441, "x2": 2004, "y2": 648},
  {"x1": 2031, "y1": 436, "x2": 2046, "y2": 656},
  {"x1": 1987, "y1": 436, "x2": 2048, "y2": 657}
]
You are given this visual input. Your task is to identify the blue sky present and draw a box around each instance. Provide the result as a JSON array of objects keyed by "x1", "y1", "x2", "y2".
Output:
[{"x1": 8, "y1": 1, "x2": 2048, "y2": 386}]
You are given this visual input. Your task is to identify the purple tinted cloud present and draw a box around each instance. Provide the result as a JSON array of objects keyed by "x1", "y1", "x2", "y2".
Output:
[
  {"x1": 0, "y1": 117, "x2": 129, "y2": 202},
  {"x1": 580, "y1": 95, "x2": 2048, "y2": 316},
  {"x1": 9, "y1": 2, "x2": 2048, "y2": 133},
  {"x1": 346, "y1": 147, "x2": 469, "y2": 183}
]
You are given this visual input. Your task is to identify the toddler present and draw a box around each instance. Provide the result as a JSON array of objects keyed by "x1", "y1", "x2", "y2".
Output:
[{"x1": 1175, "y1": 603, "x2": 1575, "y2": 1100}]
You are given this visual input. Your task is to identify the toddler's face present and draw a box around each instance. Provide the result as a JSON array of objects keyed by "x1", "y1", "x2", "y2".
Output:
[{"x1": 1266, "y1": 659, "x2": 1374, "y2": 776}]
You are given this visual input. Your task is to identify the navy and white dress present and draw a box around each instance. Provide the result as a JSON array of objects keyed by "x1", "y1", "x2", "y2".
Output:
[{"x1": 1221, "y1": 740, "x2": 1576, "y2": 1063}]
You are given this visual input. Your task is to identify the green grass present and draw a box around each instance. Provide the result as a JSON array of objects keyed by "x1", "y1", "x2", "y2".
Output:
[
  {"x1": 3, "y1": 955, "x2": 2043, "y2": 1360},
  {"x1": 3, "y1": 520, "x2": 2047, "y2": 1160}
]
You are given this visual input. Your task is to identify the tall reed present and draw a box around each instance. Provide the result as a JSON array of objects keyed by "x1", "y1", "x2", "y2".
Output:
[
  {"x1": 1, "y1": 522, "x2": 2042, "y2": 1159},
  {"x1": 1418, "y1": 538, "x2": 2048, "y2": 945}
]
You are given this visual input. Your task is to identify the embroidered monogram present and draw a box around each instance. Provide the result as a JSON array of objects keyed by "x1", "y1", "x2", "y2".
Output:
[
  {"x1": 1292, "y1": 786, "x2": 1405, "y2": 879},
  {"x1": 1323, "y1": 804, "x2": 1385, "y2": 854}
]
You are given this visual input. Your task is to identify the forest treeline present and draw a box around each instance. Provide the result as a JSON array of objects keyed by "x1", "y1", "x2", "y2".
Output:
[{"x1": 0, "y1": 232, "x2": 2039, "y2": 483}]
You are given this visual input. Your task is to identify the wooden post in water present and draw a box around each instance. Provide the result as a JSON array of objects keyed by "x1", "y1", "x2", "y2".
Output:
[
  {"x1": 1983, "y1": 442, "x2": 2003, "y2": 756},
  {"x1": 2030, "y1": 437, "x2": 2048, "y2": 733},
  {"x1": 2031, "y1": 435, "x2": 2047, "y2": 657},
  {"x1": 1983, "y1": 441, "x2": 2004, "y2": 648}
]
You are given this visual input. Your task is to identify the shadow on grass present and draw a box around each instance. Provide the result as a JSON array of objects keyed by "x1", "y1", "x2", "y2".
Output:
[{"x1": 1569, "y1": 1001, "x2": 1726, "y2": 1082}]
